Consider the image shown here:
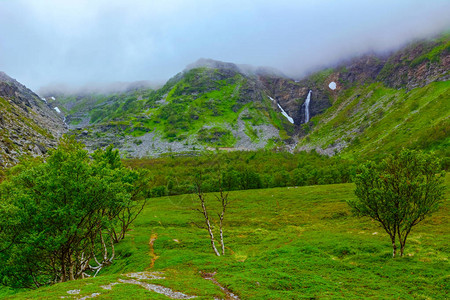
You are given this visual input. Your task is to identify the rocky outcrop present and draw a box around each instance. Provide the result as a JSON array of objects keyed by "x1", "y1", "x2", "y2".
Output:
[
  {"x1": 259, "y1": 76, "x2": 332, "y2": 125},
  {"x1": 0, "y1": 72, "x2": 66, "y2": 167},
  {"x1": 376, "y1": 39, "x2": 450, "y2": 89},
  {"x1": 294, "y1": 34, "x2": 450, "y2": 156}
]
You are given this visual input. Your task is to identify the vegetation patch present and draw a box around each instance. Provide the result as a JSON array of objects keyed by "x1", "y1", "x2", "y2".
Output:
[{"x1": 197, "y1": 127, "x2": 235, "y2": 147}]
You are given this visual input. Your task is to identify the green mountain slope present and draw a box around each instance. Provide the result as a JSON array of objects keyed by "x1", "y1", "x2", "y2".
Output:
[
  {"x1": 298, "y1": 81, "x2": 449, "y2": 157},
  {"x1": 51, "y1": 62, "x2": 297, "y2": 156},
  {"x1": 296, "y1": 34, "x2": 450, "y2": 162},
  {"x1": 42, "y1": 34, "x2": 450, "y2": 161}
]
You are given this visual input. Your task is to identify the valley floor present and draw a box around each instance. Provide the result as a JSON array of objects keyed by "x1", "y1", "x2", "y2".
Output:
[{"x1": 3, "y1": 176, "x2": 449, "y2": 299}]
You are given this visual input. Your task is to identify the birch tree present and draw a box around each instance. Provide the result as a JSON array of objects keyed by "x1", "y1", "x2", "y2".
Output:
[{"x1": 193, "y1": 165, "x2": 231, "y2": 256}]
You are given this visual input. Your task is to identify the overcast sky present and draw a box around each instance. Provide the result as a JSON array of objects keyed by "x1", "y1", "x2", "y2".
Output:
[{"x1": 1, "y1": 0, "x2": 449, "y2": 91}]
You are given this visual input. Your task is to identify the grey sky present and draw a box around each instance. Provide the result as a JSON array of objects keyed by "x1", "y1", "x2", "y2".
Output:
[{"x1": 1, "y1": 0, "x2": 449, "y2": 91}]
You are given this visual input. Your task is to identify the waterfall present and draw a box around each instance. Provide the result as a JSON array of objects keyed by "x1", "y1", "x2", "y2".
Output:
[
  {"x1": 277, "y1": 103, "x2": 294, "y2": 124},
  {"x1": 269, "y1": 96, "x2": 294, "y2": 124},
  {"x1": 304, "y1": 90, "x2": 312, "y2": 123}
]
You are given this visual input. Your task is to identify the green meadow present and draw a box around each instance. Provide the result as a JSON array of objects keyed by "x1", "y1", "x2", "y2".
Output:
[{"x1": 3, "y1": 175, "x2": 448, "y2": 299}]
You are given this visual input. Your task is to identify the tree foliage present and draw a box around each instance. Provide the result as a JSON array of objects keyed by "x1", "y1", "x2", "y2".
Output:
[
  {"x1": 127, "y1": 150, "x2": 355, "y2": 197},
  {"x1": 0, "y1": 137, "x2": 150, "y2": 288},
  {"x1": 348, "y1": 149, "x2": 445, "y2": 257}
]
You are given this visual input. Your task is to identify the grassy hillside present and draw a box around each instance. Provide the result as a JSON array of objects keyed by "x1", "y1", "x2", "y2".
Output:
[
  {"x1": 54, "y1": 67, "x2": 291, "y2": 151},
  {"x1": 4, "y1": 175, "x2": 448, "y2": 299},
  {"x1": 298, "y1": 81, "x2": 450, "y2": 165},
  {"x1": 46, "y1": 89, "x2": 154, "y2": 126}
]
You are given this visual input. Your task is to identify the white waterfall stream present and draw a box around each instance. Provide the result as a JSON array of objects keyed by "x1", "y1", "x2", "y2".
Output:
[
  {"x1": 269, "y1": 96, "x2": 294, "y2": 124},
  {"x1": 304, "y1": 90, "x2": 312, "y2": 123}
]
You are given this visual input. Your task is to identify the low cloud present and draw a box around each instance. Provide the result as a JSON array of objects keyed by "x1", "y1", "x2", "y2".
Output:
[
  {"x1": 38, "y1": 80, "x2": 164, "y2": 97},
  {"x1": 0, "y1": 0, "x2": 449, "y2": 90}
]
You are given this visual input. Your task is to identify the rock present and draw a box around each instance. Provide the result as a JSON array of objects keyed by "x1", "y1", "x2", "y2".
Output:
[
  {"x1": 36, "y1": 143, "x2": 47, "y2": 154},
  {"x1": 0, "y1": 71, "x2": 66, "y2": 165},
  {"x1": 32, "y1": 145, "x2": 42, "y2": 155}
]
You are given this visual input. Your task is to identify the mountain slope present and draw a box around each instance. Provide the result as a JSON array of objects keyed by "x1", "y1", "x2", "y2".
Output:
[
  {"x1": 295, "y1": 34, "x2": 450, "y2": 160},
  {"x1": 51, "y1": 60, "x2": 305, "y2": 156},
  {"x1": 0, "y1": 72, "x2": 66, "y2": 167},
  {"x1": 39, "y1": 34, "x2": 450, "y2": 160}
]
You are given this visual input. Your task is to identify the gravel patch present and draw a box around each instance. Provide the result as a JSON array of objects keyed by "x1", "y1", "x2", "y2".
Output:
[
  {"x1": 100, "y1": 282, "x2": 121, "y2": 290},
  {"x1": 125, "y1": 271, "x2": 165, "y2": 280},
  {"x1": 118, "y1": 279, "x2": 197, "y2": 299}
]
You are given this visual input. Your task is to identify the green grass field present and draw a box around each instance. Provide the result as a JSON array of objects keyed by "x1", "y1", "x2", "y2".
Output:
[{"x1": 3, "y1": 175, "x2": 449, "y2": 299}]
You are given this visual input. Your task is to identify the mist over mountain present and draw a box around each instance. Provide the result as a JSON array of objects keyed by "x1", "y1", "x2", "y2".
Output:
[
  {"x1": 185, "y1": 58, "x2": 287, "y2": 78},
  {"x1": 38, "y1": 80, "x2": 163, "y2": 97},
  {"x1": 12, "y1": 33, "x2": 437, "y2": 162},
  {"x1": 1, "y1": 1, "x2": 450, "y2": 90}
]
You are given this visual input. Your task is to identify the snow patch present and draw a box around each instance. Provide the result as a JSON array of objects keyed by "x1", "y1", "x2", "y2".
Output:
[
  {"x1": 328, "y1": 81, "x2": 336, "y2": 90},
  {"x1": 54, "y1": 107, "x2": 61, "y2": 113},
  {"x1": 51, "y1": 96, "x2": 56, "y2": 100},
  {"x1": 41, "y1": 97, "x2": 47, "y2": 103}
]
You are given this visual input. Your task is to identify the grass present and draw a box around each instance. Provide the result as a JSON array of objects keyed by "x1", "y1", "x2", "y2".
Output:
[{"x1": 4, "y1": 174, "x2": 449, "y2": 299}]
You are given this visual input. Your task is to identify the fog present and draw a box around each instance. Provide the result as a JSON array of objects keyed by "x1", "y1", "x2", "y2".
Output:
[
  {"x1": 38, "y1": 80, "x2": 164, "y2": 97},
  {"x1": 0, "y1": 0, "x2": 449, "y2": 92}
]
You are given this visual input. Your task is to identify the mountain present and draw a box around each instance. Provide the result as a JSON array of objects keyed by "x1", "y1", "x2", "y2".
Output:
[
  {"x1": 295, "y1": 33, "x2": 450, "y2": 159},
  {"x1": 48, "y1": 60, "x2": 309, "y2": 157},
  {"x1": 0, "y1": 72, "x2": 66, "y2": 167},
  {"x1": 40, "y1": 33, "x2": 450, "y2": 160}
]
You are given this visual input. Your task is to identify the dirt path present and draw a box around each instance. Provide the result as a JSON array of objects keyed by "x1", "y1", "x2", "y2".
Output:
[
  {"x1": 65, "y1": 233, "x2": 238, "y2": 299},
  {"x1": 202, "y1": 272, "x2": 240, "y2": 300},
  {"x1": 149, "y1": 233, "x2": 159, "y2": 269}
]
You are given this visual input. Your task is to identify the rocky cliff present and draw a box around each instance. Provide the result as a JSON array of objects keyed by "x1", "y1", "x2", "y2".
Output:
[
  {"x1": 0, "y1": 72, "x2": 66, "y2": 167},
  {"x1": 295, "y1": 33, "x2": 450, "y2": 157}
]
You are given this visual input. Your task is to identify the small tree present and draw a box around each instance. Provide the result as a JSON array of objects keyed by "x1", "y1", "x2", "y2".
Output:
[
  {"x1": 194, "y1": 179, "x2": 221, "y2": 256},
  {"x1": 193, "y1": 158, "x2": 231, "y2": 256},
  {"x1": 0, "y1": 137, "x2": 150, "y2": 288},
  {"x1": 348, "y1": 149, "x2": 445, "y2": 257}
]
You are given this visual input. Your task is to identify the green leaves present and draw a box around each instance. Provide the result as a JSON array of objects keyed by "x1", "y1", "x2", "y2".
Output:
[
  {"x1": 348, "y1": 149, "x2": 445, "y2": 257},
  {"x1": 0, "y1": 136, "x2": 151, "y2": 288}
]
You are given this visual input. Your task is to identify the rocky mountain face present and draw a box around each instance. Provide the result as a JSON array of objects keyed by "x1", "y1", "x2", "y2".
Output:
[
  {"x1": 295, "y1": 34, "x2": 450, "y2": 157},
  {"x1": 266, "y1": 34, "x2": 449, "y2": 133},
  {"x1": 259, "y1": 75, "x2": 332, "y2": 125},
  {"x1": 0, "y1": 72, "x2": 66, "y2": 167},
  {"x1": 377, "y1": 39, "x2": 450, "y2": 89}
]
